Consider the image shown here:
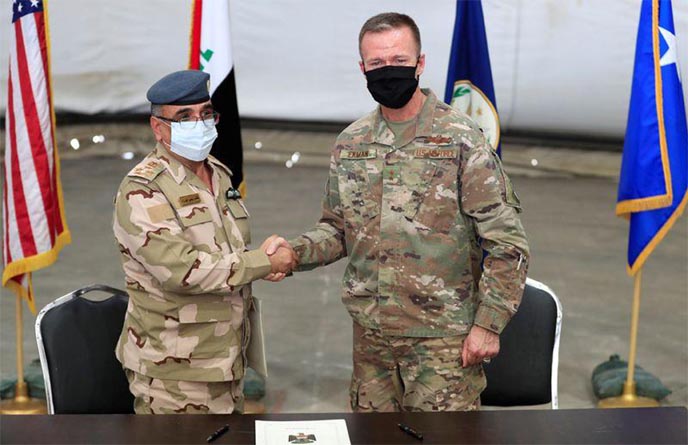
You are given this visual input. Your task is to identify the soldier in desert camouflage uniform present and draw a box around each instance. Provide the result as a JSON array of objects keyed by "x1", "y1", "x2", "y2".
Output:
[
  {"x1": 113, "y1": 70, "x2": 295, "y2": 414},
  {"x1": 287, "y1": 13, "x2": 530, "y2": 412}
]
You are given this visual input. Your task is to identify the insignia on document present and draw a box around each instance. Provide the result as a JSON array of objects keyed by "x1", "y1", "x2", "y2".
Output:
[
  {"x1": 288, "y1": 433, "x2": 317, "y2": 444},
  {"x1": 341, "y1": 149, "x2": 377, "y2": 160},
  {"x1": 178, "y1": 193, "x2": 201, "y2": 206}
]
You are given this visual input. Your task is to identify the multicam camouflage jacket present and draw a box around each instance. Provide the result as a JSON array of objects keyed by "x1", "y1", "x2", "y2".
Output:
[
  {"x1": 290, "y1": 89, "x2": 530, "y2": 337},
  {"x1": 113, "y1": 144, "x2": 271, "y2": 382}
]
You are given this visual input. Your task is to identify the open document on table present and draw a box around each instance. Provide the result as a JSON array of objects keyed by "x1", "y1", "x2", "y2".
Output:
[{"x1": 255, "y1": 419, "x2": 351, "y2": 445}]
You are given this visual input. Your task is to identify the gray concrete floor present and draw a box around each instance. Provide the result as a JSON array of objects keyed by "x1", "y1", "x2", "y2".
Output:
[{"x1": 1, "y1": 125, "x2": 686, "y2": 413}]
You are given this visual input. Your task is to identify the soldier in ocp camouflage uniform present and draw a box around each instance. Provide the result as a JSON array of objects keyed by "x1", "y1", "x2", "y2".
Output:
[
  {"x1": 113, "y1": 70, "x2": 295, "y2": 414},
  {"x1": 287, "y1": 13, "x2": 529, "y2": 412}
]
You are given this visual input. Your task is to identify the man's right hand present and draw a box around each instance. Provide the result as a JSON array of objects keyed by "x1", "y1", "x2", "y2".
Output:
[{"x1": 260, "y1": 234, "x2": 298, "y2": 281}]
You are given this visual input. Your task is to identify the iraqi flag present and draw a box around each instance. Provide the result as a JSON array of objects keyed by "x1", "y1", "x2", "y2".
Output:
[{"x1": 189, "y1": 0, "x2": 245, "y2": 194}]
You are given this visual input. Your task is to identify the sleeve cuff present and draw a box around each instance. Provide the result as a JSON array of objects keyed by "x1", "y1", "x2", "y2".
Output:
[
  {"x1": 239, "y1": 249, "x2": 273, "y2": 282},
  {"x1": 287, "y1": 238, "x2": 307, "y2": 270},
  {"x1": 474, "y1": 304, "x2": 511, "y2": 334},
  {"x1": 288, "y1": 237, "x2": 305, "y2": 251}
]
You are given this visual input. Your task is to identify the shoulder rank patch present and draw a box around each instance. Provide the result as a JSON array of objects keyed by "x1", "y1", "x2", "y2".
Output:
[
  {"x1": 341, "y1": 149, "x2": 376, "y2": 160},
  {"x1": 128, "y1": 159, "x2": 166, "y2": 182},
  {"x1": 420, "y1": 135, "x2": 454, "y2": 146},
  {"x1": 414, "y1": 148, "x2": 457, "y2": 159},
  {"x1": 178, "y1": 193, "x2": 201, "y2": 206}
]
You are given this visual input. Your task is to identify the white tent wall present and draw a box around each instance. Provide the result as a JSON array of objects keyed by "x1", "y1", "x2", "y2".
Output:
[
  {"x1": 0, "y1": 1, "x2": 191, "y2": 114},
  {"x1": 1, "y1": 0, "x2": 687, "y2": 138}
]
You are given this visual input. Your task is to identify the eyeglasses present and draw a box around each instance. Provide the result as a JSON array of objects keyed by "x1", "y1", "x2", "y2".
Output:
[{"x1": 155, "y1": 111, "x2": 220, "y2": 129}]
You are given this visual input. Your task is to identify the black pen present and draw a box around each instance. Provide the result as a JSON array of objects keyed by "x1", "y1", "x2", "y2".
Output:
[
  {"x1": 398, "y1": 423, "x2": 423, "y2": 441},
  {"x1": 206, "y1": 424, "x2": 229, "y2": 443}
]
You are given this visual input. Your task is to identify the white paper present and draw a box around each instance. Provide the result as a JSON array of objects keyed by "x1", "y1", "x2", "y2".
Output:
[
  {"x1": 247, "y1": 297, "x2": 268, "y2": 378},
  {"x1": 255, "y1": 419, "x2": 351, "y2": 445}
]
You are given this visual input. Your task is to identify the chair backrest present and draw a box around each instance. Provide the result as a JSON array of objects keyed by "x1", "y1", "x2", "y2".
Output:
[
  {"x1": 35, "y1": 284, "x2": 134, "y2": 414},
  {"x1": 480, "y1": 278, "x2": 562, "y2": 409}
]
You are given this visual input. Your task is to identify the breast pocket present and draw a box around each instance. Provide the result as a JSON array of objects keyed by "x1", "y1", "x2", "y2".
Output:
[
  {"x1": 176, "y1": 301, "x2": 238, "y2": 359},
  {"x1": 225, "y1": 199, "x2": 251, "y2": 245},
  {"x1": 175, "y1": 205, "x2": 219, "y2": 250},
  {"x1": 177, "y1": 205, "x2": 213, "y2": 227},
  {"x1": 403, "y1": 159, "x2": 459, "y2": 233},
  {"x1": 338, "y1": 159, "x2": 380, "y2": 222}
]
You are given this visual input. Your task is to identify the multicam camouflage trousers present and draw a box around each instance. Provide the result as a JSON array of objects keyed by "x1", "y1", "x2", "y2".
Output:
[
  {"x1": 124, "y1": 369, "x2": 244, "y2": 414},
  {"x1": 350, "y1": 322, "x2": 486, "y2": 412}
]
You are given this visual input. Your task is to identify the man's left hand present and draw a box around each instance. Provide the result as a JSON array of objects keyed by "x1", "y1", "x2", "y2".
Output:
[{"x1": 461, "y1": 325, "x2": 500, "y2": 368}]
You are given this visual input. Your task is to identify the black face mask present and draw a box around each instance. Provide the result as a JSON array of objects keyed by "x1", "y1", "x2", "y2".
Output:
[{"x1": 365, "y1": 65, "x2": 419, "y2": 109}]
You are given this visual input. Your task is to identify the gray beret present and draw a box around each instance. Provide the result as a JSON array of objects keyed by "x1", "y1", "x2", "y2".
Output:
[{"x1": 146, "y1": 70, "x2": 211, "y2": 105}]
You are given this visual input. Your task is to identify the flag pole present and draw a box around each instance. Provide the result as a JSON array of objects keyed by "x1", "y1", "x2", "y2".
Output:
[
  {"x1": 0, "y1": 278, "x2": 47, "y2": 414},
  {"x1": 598, "y1": 268, "x2": 659, "y2": 408}
]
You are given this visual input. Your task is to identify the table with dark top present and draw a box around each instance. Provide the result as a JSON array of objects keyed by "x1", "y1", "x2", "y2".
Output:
[{"x1": 1, "y1": 407, "x2": 686, "y2": 444}]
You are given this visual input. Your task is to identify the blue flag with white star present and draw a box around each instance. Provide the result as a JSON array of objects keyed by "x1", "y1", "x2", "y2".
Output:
[
  {"x1": 444, "y1": 0, "x2": 501, "y2": 156},
  {"x1": 616, "y1": 0, "x2": 687, "y2": 276}
]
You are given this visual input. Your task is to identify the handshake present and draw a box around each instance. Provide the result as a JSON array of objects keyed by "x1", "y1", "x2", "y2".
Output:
[{"x1": 260, "y1": 235, "x2": 299, "y2": 282}]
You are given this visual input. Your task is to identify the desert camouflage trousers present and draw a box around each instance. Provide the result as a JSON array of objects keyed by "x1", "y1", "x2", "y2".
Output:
[
  {"x1": 125, "y1": 369, "x2": 244, "y2": 414},
  {"x1": 350, "y1": 322, "x2": 486, "y2": 412}
]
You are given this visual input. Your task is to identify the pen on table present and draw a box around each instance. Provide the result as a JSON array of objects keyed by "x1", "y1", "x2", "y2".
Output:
[
  {"x1": 398, "y1": 423, "x2": 423, "y2": 441},
  {"x1": 206, "y1": 424, "x2": 229, "y2": 443}
]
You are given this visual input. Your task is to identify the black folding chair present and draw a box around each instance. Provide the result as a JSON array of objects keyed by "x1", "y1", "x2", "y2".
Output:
[
  {"x1": 35, "y1": 284, "x2": 134, "y2": 414},
  {"x1": 480, "y1": 278, "x2": 563, "y2": 409}
]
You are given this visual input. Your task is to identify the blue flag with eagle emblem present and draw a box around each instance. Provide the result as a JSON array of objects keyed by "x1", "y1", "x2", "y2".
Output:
[
  {"x1": 616, "y1": 0, "x2": 687, "y2": 276},
  {"x1": 444, "y1": 0, "x2": 501, "y2": 156}
]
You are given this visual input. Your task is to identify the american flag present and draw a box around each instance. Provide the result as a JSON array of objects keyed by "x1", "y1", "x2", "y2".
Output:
[{"x1": 3, "y1": 0, "x2": 70, "y2": 314}]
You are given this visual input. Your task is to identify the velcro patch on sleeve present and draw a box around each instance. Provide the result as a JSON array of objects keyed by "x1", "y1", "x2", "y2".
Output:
[{"x1": 146, "y1": 203, "x2": 175, "y2": 223}]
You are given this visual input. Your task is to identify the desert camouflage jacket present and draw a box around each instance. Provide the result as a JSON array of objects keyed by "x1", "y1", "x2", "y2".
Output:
[
  {"x1": 113, "y1": 144, "x2": 271, "y2": 382},
  {"x1": 290, "y1": 89, "x2": 530, "y2": 337}
]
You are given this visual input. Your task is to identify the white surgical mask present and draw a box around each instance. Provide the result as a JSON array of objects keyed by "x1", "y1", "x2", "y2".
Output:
[{"x1": 160, "y1": 118, "x2": 218, "y2": 162}]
